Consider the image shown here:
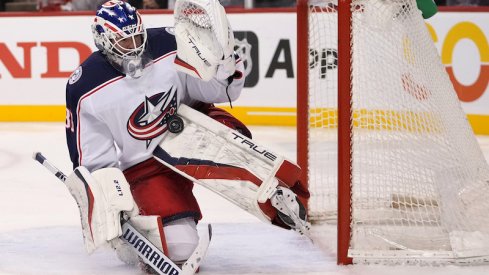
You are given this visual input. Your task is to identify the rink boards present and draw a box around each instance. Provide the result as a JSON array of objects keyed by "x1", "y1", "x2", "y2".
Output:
[{"x1": 0, "y1": 8, "x2": 488, "y2": 134}]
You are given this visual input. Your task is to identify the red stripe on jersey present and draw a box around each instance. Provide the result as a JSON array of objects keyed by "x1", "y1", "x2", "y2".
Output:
[
  {"x1": 76, "y1": 76, "x2": 124, "y2": 166},
  {"x1": 153, "y1": 51, "x2": 176, "y2": 63},
  {"x1": 174, "y1": 56, "x2": 202, "y2": 79}
]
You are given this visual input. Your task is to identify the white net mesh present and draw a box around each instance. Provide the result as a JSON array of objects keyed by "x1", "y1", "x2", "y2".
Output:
[{"x1": 304, "y1": 0, "x2": 489, "y2": 263}]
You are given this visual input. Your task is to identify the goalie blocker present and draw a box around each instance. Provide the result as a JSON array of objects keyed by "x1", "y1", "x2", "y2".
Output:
[
  {"x1": 153, "y1": 104, "x2": 310, "y2": 233},
  {"x1": 64, "y1": 167, "x2": 140, "y2": 253}
]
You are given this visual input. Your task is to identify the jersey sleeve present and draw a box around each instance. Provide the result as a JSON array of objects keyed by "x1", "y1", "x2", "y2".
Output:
[
  {"x1": 181, "y1": 53, "x2": 245, "y2": 104},
  {"x1": 65, "y1": 77, "x2": 118, "y2": 172}
]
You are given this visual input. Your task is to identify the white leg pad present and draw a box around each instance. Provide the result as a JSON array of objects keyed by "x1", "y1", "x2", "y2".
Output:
[{"x1": 153, "y1": 104, "x2": 302, "y2": 224}]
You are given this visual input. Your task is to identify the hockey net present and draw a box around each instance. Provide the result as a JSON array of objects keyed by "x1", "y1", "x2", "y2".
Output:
[{"x1": 297, "y1": 0, "x2": 489, "y2": 264}]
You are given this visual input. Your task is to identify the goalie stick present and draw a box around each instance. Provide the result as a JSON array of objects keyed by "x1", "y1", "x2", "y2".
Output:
[{"x1": 32, "y1": 152, "x2": 211, "y2": 275}]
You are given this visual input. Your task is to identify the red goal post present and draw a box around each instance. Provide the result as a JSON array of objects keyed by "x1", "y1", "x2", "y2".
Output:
[
  {"x1": 297, "y1": 0, "x2": 353, "y2": 265},
  {"x1": 297, "y1": 0, "x2": 489, "y2": 265}
]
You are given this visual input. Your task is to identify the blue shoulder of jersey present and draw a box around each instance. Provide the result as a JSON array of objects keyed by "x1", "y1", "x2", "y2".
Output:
[
  {"x1": 146, "y1": 27, "x2": 177, "y2": 60},
  {"x1": 65, "y1": 28, "x2": 176, "y2": 108},
  {"x1": 65, "y1": 51, "x2": 122, "y2": 109}
]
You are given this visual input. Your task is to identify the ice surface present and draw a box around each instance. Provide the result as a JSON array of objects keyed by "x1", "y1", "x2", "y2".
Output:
[{"x1": 0, "y1": 123, "x2": 488, "y2": 274}]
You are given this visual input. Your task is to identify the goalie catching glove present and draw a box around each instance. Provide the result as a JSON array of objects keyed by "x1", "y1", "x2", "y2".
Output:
[
  {"x1": 173, "y1": 0, "x2": 237, "y2": 81},
  {"x1": 65, "y1": 167, "x2": 139, "y2": 253}
]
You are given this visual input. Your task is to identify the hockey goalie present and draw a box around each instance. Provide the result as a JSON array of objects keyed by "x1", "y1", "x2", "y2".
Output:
[{"x1": 63, "y1": 0, "x2": 310, "y2": 274}]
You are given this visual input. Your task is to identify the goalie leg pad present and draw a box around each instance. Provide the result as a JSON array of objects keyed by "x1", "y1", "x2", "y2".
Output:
[
  {"x1": 65, "y1": 167, "x2": 139, "y2": 254},
  {"x1": 123, "y1": 158, "x2": 202, "y2": 222},
  {"x1": 153, "y1": 105, "x2": 310, "y2": 230}
]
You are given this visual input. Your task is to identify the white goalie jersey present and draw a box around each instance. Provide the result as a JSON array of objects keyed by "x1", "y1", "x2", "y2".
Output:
[{"x1": 65, "y1": 27, "x2": 244, "y2": 172}]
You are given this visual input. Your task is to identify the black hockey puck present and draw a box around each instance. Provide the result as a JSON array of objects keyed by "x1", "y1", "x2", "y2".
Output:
[{"x1": 167, "y1": 115, "x2": 184, "y2": 133}]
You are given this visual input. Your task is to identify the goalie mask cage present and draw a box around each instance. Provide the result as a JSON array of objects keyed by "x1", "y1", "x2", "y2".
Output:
[{"x1": 297, "y1": 0, "x2": 489, "y2": 265}]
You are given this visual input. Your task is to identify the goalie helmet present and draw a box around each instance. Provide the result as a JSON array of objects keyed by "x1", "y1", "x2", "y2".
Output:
[{"x1": 92, "y1": 1, "x2": 149, "y2": 78}]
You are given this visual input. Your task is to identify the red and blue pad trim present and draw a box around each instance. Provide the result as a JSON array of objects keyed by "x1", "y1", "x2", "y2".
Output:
[{"x1": 154, "y1": 146, "x2": 262, "y2": 186}]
